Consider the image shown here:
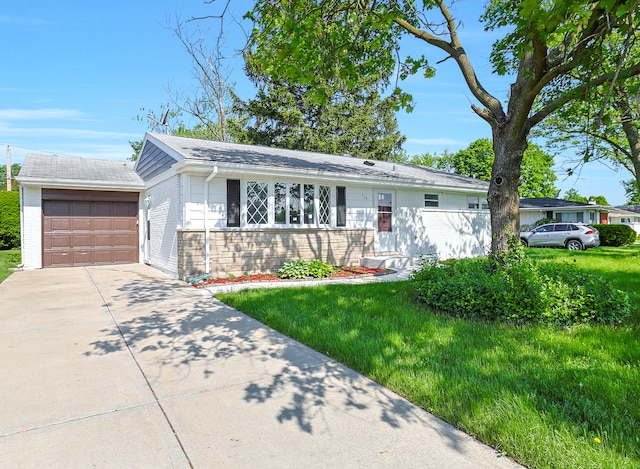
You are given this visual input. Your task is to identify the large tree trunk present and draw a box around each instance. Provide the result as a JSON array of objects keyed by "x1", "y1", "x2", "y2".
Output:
[{"x1": 488, "y1": 124, "x2": 528, "y2": 264}]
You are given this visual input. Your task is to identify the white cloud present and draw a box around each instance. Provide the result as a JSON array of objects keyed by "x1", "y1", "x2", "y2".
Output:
[
  {"x1": 0, "y1": 108, "x2": 84, "y2": 120},
  {"x1": 0, "y1": 124, "x2": 137, "y2": 140}
]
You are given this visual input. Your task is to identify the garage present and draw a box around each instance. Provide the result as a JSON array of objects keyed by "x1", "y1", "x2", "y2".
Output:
[{"x1": 42, "y1": 189, "x2": 139, "y2": 267}]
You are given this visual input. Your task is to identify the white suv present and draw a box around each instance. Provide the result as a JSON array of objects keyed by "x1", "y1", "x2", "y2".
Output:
[{"x1": 520, "y1": 223, "x2": 600, "y2": 250}]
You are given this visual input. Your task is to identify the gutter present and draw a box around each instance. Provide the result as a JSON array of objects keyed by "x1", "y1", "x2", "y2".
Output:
[{"x1": 203, "y1": 166, "x2": 219, "y2": 274}]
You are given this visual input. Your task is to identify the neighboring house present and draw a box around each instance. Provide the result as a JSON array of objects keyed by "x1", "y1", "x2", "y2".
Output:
[
  {"x1": 18, "y1": 133, "x2": 491, "y2": 279},
  {"x1": 608, "y1": 205, "x2": 640, "y2": 235},
  {"x1": 519, "y1": 197, "x2": 607, "y2": 229}
]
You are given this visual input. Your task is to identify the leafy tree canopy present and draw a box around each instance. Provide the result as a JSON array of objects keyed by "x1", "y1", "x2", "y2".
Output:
[
  {"x1": 232, "y1": 25, "x2": 406, "y2": 160},
  {"x1": 563, "y1": 188, "x2": 609, "y2": 205},
  {"x1": 622, "y1": 179, "x2": 640, "y2": 204},
  {"x1": 411, "y1": 139, "x2": 558, "y2": 198}
]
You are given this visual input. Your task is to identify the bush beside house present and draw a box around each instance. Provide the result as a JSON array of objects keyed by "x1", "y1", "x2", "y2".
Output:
[
  {"x1": 593, "y1": 224, "x2": 636, "y2": 246},
  {"x1": 0, "y1": 191, "x2": 20, "y2": 249}
]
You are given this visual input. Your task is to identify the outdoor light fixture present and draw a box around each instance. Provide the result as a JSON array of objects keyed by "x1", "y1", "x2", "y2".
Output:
[{"x1": 144, "y1": 195, "x2": 151, "y2": 207}]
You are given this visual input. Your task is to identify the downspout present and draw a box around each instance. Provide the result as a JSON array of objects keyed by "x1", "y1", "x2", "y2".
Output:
[{"x1": 204, "y1": 166, "x2": 218, "y2": 274}]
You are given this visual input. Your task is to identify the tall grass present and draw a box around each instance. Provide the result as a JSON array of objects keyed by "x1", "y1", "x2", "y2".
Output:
[{"x1": 217, "y1": 245, "x2": 640, "y2": 469}]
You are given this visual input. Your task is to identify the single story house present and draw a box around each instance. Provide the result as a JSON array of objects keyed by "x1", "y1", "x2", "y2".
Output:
[
  {"x1": 608, "y1": 205, "x2": 640, "y2": 235},
  {"x1": 519, "y1": 197, "x2": 608, "y2": 229},
  {"x1": 18, "y1": 133, "x2": 491, "y2": 280}
]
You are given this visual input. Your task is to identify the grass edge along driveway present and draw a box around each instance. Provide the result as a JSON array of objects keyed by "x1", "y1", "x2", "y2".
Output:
[{"x1": 217, "y1": 245, "x2": 640, "y2": 469}]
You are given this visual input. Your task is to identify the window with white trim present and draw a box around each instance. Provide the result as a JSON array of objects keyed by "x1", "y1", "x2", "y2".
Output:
[
  {"x1": 467, "y1": 196, "x2": 489, "y2": 209},
  {"x1": 424, "y1": 194, "x2": 439, "y2": 207},
  {"x1": 304, "y1": 184, "x2": 315, "y2": 224},
  {"x1": 247, "y1": 181, "x2": 268, "y2": 225},
  {"x1": 319, "y1": 185, "x2": 330, "y2": 224}
]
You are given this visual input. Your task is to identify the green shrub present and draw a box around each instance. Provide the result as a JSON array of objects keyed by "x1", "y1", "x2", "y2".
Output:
[
  {"x1": 278, "y1": 259, "x2": 310, "y2": 279},
  {"x1": 307, "y1": 259, "x2": 334, "y2": 278},
  {"x1": 593, "y1": 224, "x2": 636, "y2": 246},
  {"x1": 0, "y1": 191, "x2": 20, "y2": 249},
  {"x1": 278, "y1": 259, "x2": 335, "y2": 279},
  {"x1": 411, "y1": 257, "x2": 630, "y2": 325}
]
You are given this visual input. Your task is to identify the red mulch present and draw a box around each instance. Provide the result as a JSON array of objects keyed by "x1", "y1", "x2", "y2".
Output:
[{"x1": 193, "y1": 265, "x2": 388, "y2": 288}]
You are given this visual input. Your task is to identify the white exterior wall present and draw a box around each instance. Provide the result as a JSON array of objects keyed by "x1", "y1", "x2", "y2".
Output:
[
  {"x1": 20, "y1": 185, "x2": 42, "y2": 269},
  {"x1": 345, "y1": 186, "x2": 374, "y2": 229},
  {"x1": 185, "y1": 176, "x2": 226, "y2": 229},
  {"x1": 395, "y1": 189, "x2": 490, "y2": 260},
  {"x1": 146, "y1": 175, "x2": 181, "y2": 277},
  {"x1": 520, "y1": 209, "x2": 600, "y2": 228}
]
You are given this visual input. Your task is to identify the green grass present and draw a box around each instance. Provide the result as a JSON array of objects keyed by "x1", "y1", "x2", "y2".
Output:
[
  {"x1": 525, "y1": 244, "x2": 640, "y2": 323},
  {"x1": 217, "y1": 245, "x2": 640, "y2": 469},
  {"x1": 0, "y1": 249, "x2": 20, "y2": 283}
]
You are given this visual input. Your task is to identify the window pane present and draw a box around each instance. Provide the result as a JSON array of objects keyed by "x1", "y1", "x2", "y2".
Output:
[
  {"x1": 424, "y1": 194, "x2": 439, "y2": 207},
  {"x1": 378, "y1": 192, "x2": 392, "y2": 232},
  {"x1": 247, "y1": 181, "x2": 268, "y2": 225},
  {"x1": 226, "y1": 179, "x2": 240, "y2": 227},
  {"x1": 304, "y1": 184, "x2": 315, "y2": 224},
  {"x1": 274, "y1": 182, "x2": 286, "y2": 224},
  {"x1": 336, "y1": 186, "x2": 346, "y2": 227},
  {"x1": 319, "y1": 186, "x2": 330, "y2": 224},
  {"x1": 289, "y1": 183, "x2": 301, "y2": 224},
  {"x1": 467, "y1": 196, "x2": 479, "y2": 209}
]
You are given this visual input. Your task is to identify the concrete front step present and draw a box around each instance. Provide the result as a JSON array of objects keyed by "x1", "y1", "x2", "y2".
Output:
[{"x1": 360, "y1": 255, "x2": 417, "y2": 269}]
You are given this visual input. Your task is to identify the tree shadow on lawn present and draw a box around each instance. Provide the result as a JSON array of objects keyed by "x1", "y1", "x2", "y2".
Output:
[{"x1": 82, "y1": 277, "x2": 470, "y2": 450}]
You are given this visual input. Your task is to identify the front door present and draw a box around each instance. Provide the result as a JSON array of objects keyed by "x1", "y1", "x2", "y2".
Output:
[{"x1": 375, "y1": 191, "x2": 396, "y2": 253}]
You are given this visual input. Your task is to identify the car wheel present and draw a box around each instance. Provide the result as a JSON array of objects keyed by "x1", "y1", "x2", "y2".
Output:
[
  {"x1": 520, "y1": 238, "x2": 528, "y2": 247},
  {"x1": 566, "y1": 240, "x2": 583, "y2": 251}
]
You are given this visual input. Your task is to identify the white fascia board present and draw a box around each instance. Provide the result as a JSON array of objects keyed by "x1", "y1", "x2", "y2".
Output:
[
  {"x1": 15, "y1": 177, "x2": 145, "y2": 191},
  {"x1": 173, "y1": 160, "x2": 489, "y2": 194},
  {"x1": 520, "y1": 205, "x2": 602, "y2": 212}
]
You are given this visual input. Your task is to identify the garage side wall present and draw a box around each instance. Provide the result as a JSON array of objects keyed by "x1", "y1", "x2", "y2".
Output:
[
  {"x1": 146, "y1": 175, "x2": 180, "y2": 277},
  {"x1": 21, "y1": 185, "x2": 43, "y2": 269},
  {"x1": 395, "y1": 189, "x2": 490, "y2": 260}
]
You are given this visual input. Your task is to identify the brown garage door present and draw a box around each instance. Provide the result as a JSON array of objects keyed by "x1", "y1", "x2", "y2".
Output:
[{"x1": 42, "y1": 189, "x2": 139, "y2": 267}]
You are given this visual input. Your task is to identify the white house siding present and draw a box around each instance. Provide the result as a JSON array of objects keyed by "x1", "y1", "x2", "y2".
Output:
[
  {"x1": 185, "y1": 175, "x2": 226, "y2": 229},
  {"x1": 146, "y1": 175, "x2": 181, "y2": 277},
  {"x1": 520, "y1": 209, "x2": 598, "y2": 228},
  {"x1": 345, "y1": 186, "x2": 375, "y2": 229},
  {"x1": 20, "y1": 185, "x2": 43, "y2": 269},
  {"x1": 609, "y1": 215, "x2": 640, "y2": 235},
  {"x1": 395, "y1": 189, "x2": 490, "y2": 260}
]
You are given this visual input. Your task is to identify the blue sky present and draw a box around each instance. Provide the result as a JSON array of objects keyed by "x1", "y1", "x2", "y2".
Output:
[{"x1": 0, "y1": 1, "x2": 632, "y2": 204}]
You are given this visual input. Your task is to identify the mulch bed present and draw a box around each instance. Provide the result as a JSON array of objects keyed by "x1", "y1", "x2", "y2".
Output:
[{"x1": 193, "y1": 265, "x2": 390, "y2": 288}]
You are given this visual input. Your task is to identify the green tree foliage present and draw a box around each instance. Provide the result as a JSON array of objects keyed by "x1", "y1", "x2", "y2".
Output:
[
  {"x1": 563, "y1": 189, "x2": 609, "y2": 205},
  {"x1": 0, "y1": 191, "x2": 20, "y2": 249},
  {"x1": 244, "y1": 0, "x2": 640, "y2": 260},
  {"x1": 412, "y1": 139, "x2": 558, "y2": 197},
  {"x1": 0, "y1": 163, "x2": 21, "y2": 192},
  {"x1": 408, "y1": 151, "x2": 454, "y2": 171},
  {"x1": 232, "y1": 40, "x2": 406, "y2": 160},
  {"x1": 622, "y1": 179, "x2": 640, "y2": 204}
]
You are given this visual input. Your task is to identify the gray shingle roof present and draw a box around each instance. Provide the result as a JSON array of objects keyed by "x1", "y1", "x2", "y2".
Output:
[
  {"x1": 149, "y1": 133, "x2": 489, "y2": 190},
  {"x1": 18, "y1": 154, "x2": 144, "y2": 186},
  {"x1": 520, "y1": 197, "x2": 594, "y2": 209}
]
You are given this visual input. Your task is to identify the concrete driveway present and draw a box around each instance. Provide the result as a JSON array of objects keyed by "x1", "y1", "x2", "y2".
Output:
[{"x1": 0, "y1": 264, "x2": 521, "y2": 468}]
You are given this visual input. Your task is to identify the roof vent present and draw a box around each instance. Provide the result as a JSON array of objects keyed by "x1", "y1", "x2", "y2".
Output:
[{"x1": 363, "y1": 160, "x2": 375, "y2": 166}]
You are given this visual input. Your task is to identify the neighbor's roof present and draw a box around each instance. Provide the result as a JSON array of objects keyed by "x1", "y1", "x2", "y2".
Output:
[
  {"x1": 611, "y1": 205, "x2": 640, "y2": 215},
  {"x1": 519, "y1": 197, "x2": 599, "y2": 209},
  {"x1": 143, "y1": 133, "x2": 489, "y2": 191},
  {"x1": 17, "y1": 154, "x2": 144, "y2": 189}
]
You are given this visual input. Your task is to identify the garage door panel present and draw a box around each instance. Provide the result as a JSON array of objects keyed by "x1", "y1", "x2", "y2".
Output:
[
  {"x1": 113, "y1": 218, "x2": 137, "y2": 230},
  {"x1": 113, "y1": 233, "x2": 137, "y2": 247},
  {"x1": 42, "y1": 191, "x2": 139, "y2": 268},
  {"x1": 94, "y1": 218, "x2": 114, "y2": 231},
  {"x1": 72, "y1": 218, "x2": 94, "y2": 231}
]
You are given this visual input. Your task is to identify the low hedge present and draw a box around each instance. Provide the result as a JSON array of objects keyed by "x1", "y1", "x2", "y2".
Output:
[
  {"x1": 0, "y1": 191, "x2": 20, "y2": 249},
  {"x1": 593, "y1": 224, "x2": 636, "y2": 246},
  {"x1": 411, "y1": 257, "x2": 630, "y2": 325}
]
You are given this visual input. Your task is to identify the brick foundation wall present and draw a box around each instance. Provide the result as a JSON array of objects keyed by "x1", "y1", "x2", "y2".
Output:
[{"x1": 178, "y1": 228, "x2": 374, "y2": 280}]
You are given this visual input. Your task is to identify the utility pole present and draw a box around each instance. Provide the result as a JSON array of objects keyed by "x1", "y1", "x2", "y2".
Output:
[{"x1": 6, "y1": 145, "x2": 11, "y2": 191}]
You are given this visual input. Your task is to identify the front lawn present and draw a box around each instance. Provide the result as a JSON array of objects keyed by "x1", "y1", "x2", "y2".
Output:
[
  {"x1": 217, "y1": 245, "x2": 640, "y2": 469},
  {"x1": 0, "y1": 249, "x2": 20, "y2": 283}
]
